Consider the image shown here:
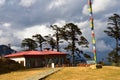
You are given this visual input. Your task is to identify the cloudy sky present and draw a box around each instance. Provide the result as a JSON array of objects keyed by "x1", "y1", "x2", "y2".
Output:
[{"x1": 0, "y1": 0, "x2": 120, "y2": 61}]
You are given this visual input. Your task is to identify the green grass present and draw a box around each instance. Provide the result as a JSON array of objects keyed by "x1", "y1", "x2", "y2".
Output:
[{"x1": 45, "y1": 66, "x2": 120, "y2": 80}]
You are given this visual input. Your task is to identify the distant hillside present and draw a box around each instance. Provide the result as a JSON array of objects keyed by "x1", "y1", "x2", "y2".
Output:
[{"x1": 0, "y1": 45, "x2": 16, "y2": 56}]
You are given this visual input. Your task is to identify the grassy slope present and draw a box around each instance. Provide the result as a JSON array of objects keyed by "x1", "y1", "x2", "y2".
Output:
[
  {"x1": 0, "y1": 66, "x2": 120, "y2": 80},
  {"x1": 45, "y1": 66, "x2": 120, "y2": 80}
]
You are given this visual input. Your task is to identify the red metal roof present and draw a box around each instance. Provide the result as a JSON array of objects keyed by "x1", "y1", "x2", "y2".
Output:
[{"x1": 4, "y1": 50, "x2": 66, "y2": 58}]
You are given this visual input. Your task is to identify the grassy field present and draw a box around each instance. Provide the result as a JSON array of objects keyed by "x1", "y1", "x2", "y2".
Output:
[
  {"x1": 0, "y1": 66, "x2": 120, "y2": 80},
  {"x1": 45, "y1": 66, "x2": 120, "y2": 80},
  {"x1": 0, "y1": 68, "x2": 50, "y2": 80}
]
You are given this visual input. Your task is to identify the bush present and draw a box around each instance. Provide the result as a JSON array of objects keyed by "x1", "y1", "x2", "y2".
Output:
[
  {"x1": 0, "y1": 58, "x2": 25, "y2": 74},
  {"x1": 96, "y1": 64, "x2": 102, "y2": 69}
]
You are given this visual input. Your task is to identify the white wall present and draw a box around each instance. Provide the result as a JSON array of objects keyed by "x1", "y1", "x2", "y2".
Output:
[{"x1": 10, "y1": 57, "x2": 26, "y2": 66}]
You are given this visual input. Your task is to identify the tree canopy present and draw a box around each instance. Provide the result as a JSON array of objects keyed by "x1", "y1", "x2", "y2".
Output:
[
  {"x1": 21, "y1": 38, "x2": 37, "y2": 50},
  {"x1": 32, "y1": 34, "x2": 45, "y2": 51}
]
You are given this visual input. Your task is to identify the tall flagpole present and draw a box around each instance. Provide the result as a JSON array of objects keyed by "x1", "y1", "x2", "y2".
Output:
[{"x1": 88, "y1": 0, "x2": 97, "y2": 63}]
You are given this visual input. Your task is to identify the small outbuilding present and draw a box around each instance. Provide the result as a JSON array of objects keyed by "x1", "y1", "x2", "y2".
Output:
[{"x1": 5, "y1": 50, "x2": 67, "y2": 68}]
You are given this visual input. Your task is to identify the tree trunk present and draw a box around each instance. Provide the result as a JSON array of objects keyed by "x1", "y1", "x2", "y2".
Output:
[
  {"x1": 115, "y1": 17, "x2": 119, "y2": 65},
  {"x1": 56, "y1": 29, "x2": 59, "y2": 52},
  {"x1": 72, "y1": 39, "x2": 75, "y2": 66},
  {"x1": 71, "y1": 27, "x2": 75, "y2": 66},
  {"x1": 51, "y1": 46, "x2": 54, "y2": 51},
  {"x1": 40, "y1": 43, "x2": 42, "y2": 51},
  {"x1": 115, "y1": 38, "x2": 119, "y2": 65}
]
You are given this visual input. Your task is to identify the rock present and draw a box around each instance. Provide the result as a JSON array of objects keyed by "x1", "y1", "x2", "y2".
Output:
[
  {"x1": 89, "y1": 64, "x2": 102, "y2": 69},
  {"x1": 96, "y1": 64, "x2": 102, "y2": 69}
]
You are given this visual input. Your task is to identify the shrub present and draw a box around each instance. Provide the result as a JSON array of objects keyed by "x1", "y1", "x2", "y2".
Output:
[
  {"x1": 0, "y1": 58, "x2": 25, "y2": 74},
  {"x1": 96, "y1": 64, "x2": 102, "y2": 69}
]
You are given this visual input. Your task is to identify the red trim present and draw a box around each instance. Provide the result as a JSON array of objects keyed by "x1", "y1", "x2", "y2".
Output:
[{"x1": 4, "y1": 50, "x2": 66, "y2": 58}]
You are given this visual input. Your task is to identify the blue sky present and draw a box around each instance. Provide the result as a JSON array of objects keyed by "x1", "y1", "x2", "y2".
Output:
[{"x1": 0, "y1": 0, "x2": 120, "y2": 61}]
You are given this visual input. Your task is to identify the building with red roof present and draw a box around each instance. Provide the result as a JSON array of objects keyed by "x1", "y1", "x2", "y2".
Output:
[{"x1": 5, "y1": 50, "x2": 67, "y2": 68}]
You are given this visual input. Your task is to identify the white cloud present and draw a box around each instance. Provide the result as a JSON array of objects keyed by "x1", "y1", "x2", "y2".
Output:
[
  {"x1": 76, "y1": 20, "x2": 89, "y2": 29},
  {"x1": 16, "y1": 25, "x2": 54, "y2": 40},
  {"x1": 82, "y1": 0, "x2": 117, "y2": 14},
  {"x1": 48, "y1": 0, "x2": 66, "y2": 9},
  {"x1": 0, "y1": 30, "x2": 2, "y2": 36},
  {"x1": 97, "y1": 40, "x2": 112, "y2": 52},
  {"x1": 0, "y1": 24, "x2": 55, "y2": 50},
  {"x1": 0, "y1": 37, "x2": 11, "y2": 44},
  {"x1": 53, "y1": 20, "x2": 66, "y2": 27},
  {"x1": 93, "y1": 20, "x2": 109, "y2": 40},
  {"x1": 11, "y1": 46, "x2": 22, "y2": 51},
  {"x1": 0, "y1": 0, "x2": 5, "y2": 6},
  {"x1": 92, "y1": 0, "x2": 117, "y2": 13},
  {"x1": 78, "y1": 19, "x2": 108, "y2": 41},
  {"x1": 19, "y1": 0, "x2": 36, "y2": 7},
  {"x1": 2, "y1": 22, "x2": 11, "y2": 28},
  {"x1": 82, "y1": 5, "x2": 89, "y2": 15},
  {"x1": 76, "y1": 20, "x2": 91, "y2": 41}
]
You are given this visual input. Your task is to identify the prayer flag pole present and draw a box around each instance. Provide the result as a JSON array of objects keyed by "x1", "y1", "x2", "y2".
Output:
[{"x1": 88, "y1": 0, "x2": 97, "y2": 63}]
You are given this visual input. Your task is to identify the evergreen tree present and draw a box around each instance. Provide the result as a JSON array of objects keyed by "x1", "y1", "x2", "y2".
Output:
[
  {"x1": 44, "y1": 34, "x2": 56, "y2": 51},
  {"x1": 21, "y1": 38, "x2": 37, "y2": 50},
  {"x1": 51, "y1": 25, "x2": 62, "y2": 51},
  {"x1": 32, "y1": 34, "x2": 45, "y2": 51},
  {"x1": 61, "y1": 23, "x2": 89, "y2": 65},
  {"x1": 104, "y1": 14, "x2": 120, "y2": 65}
]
